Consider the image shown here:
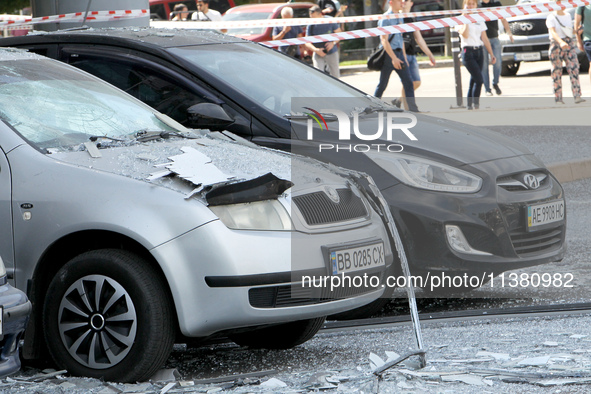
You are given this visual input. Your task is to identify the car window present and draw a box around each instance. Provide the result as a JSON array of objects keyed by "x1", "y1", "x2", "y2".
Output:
[
  {"x1": 168, "y1": 43, "x2": 376, "y2": 116},
  {"x1": 68, "y1": 57, "x2": 208, "y2": 126},
  {"x1": 0, "y1": 59, "x2": 177, "y2": 151},
  {"x1": 222, "y1": 11, "x2": 272, "y2": 35}
]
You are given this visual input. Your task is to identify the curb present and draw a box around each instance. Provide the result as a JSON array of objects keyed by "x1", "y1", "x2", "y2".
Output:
[
  {"x1": 340, "y1": 59, "x2": 454, "y2": 75},
  {"x1": 548, "y1": 158, "x2": 591, "y2": 184}
]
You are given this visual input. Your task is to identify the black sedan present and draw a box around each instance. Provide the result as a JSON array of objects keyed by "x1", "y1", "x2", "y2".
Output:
[{"x1": 0, "y1": 28, "x2": 566, "y2": 295}]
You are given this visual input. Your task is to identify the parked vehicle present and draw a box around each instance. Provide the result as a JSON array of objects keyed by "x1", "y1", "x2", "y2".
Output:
[
  {"x1": 149, "y1": 0, "x2": 235, "y2": 20},
  {"x1": 222, "y1": 2, "x2": 314, "y2": 42},
  {"x1": 1, "y1": 28, "x2": 567, "y2": 297},
  {"x1": 0, "y1": 47, "x2": 393, "y2": 382},
  {"x1": 500, "y1": 0, "x2": 589, "y2": 76},
  {"x1": 0, "y1": 256, "x2": 31, "y2": 378}
]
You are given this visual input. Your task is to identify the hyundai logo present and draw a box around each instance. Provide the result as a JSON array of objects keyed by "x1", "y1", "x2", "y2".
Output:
[
  {"x1": 519, "y1": 22, "x2": 534, "y2": 31},
  {"x1": 324, "y1": 186, "x2": 340, "y2": 203},
  {"x1": 523, "y1": 173, "x2": 540, "y2": 189}
]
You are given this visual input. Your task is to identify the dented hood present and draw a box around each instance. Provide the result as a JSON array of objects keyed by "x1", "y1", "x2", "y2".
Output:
[{"x1": 49, "y1": 133, "x2": 348, "y2": 201}]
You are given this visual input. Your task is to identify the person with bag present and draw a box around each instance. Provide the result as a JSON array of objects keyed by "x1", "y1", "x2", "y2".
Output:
[
  {"x1": 575, "y1": 5, "x2": 591, "y2": 85},
  {"x1": 373, "y1": 0, "x2": 419, "y2": 112},
  {"x1": 305, "y1": 5, "x2": 342, "y2": 78},
  {"x1": 546, "y1": 8, "x2": 585, "y2": 104}
]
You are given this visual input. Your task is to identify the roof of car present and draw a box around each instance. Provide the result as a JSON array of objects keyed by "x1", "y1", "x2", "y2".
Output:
[
  {"x1": 225, "y1": 2, "x2": 313, "y2": 14},
  {"x1": 0, "y1": 27, "x2": 246, "y2": 49}
]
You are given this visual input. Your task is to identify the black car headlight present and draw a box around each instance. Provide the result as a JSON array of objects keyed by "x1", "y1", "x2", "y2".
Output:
[{"x1": 366, "y1": 152, "x2": 482, "y2": 193}]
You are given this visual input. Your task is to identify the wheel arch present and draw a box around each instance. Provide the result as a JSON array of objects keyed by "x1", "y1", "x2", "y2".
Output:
[{"x1": 22, "y1": 229, "x2": 179, "y2": 360}]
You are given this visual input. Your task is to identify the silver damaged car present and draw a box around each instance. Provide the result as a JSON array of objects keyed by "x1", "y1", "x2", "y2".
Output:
[{"x1": 0, "y1": 48, "x2": 393, "y2": 382}]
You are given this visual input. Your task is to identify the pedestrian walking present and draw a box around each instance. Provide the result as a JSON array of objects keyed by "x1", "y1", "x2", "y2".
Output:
[
  {"x1": 391, "y1": 0, "x2": 436, "y2": 111},
  {"x1": 456, "y1": 0, "x2": 496, "y2": 110},
  {"x1": 575, "y1": 5, "x2": 591, "y2": 86},
  {"x1": 547, "y1": 9, "x2": 585, "y2": 104},
  {"x1": 480, "y1": 0, "x2": 513, "y2": 96},
  {"x1": 373, "y1": 0, "x2": 419, "y2": 112}
]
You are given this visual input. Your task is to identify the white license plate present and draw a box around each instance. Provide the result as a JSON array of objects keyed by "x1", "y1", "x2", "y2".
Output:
[
  {"x1": 330, "y1": 242, "x2": 385, "y2": 275},
  {"x1": 527, "y1": 200, "x2": 565, "y2": 230},
  {"x1": 515, "y1": 52, "x2": 541, "y2": 61}
]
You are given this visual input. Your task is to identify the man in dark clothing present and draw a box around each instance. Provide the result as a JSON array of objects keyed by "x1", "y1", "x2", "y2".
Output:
[
  {"x1": 480, "y1": 0, "x2": 513, "y2": 95},
  {"x1": 272, "y1": 7, "x2": 304, "y2": 59},
  {"x1": 318, "y1": 0, "x2": 337, "y2": 17}
]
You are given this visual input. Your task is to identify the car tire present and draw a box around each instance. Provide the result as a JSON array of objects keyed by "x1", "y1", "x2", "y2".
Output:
[
  {"x1": 501, "y1": 61, "x2": 520, "y2": 76},
  {"x1": 43, "y1": 249, "x2": 175, "y2": 383},
  {"x1": 229, "y1": 317, "x2": 325, "y2": 349}
]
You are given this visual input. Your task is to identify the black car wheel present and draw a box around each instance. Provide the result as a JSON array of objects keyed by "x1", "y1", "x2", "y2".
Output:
[
  {"x1": 43, "y1": 249, "x2": 175, "y2": 383},
  {"x1": 501, "y1": 61, "x2": 520, "y2": 76},
  {"x1": 229, "y1": 317, "x2": 325, "y2": 349}
]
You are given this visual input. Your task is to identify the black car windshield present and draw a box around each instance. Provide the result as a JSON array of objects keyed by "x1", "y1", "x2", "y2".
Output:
[
  {"x1": 0, "y1": 59, "x2": 179, "y2": 150},
  {"x1": 168, "y1": 43, "x2": 381, "y2": 116},
  {"x1": 222, "y1": 11, "x2": 272, "y2": 35}
]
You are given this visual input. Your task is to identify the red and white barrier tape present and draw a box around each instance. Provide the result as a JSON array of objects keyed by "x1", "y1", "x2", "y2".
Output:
[
  {"x1": 0, "y1": 9, "x2": 148, "y2": 27},
  {"x1": 151, "y1": 0, "x2": 587, "y2": 31},
  {"x1": 261, "y1": 0, "x2": 590, "y2": 47}
]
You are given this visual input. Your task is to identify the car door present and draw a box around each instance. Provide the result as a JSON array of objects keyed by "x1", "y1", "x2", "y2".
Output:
[{"x1": 58, "y1": 46, "x2": 255, "y2": 138}]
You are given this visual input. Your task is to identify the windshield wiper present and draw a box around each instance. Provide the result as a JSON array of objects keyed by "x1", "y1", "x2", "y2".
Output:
[
  {"x1": 284, "y1": 113, "x2": 339, "y2": 120},
  {"x1": 134, "y1": 130, "x2": 197, "y2": 142}
]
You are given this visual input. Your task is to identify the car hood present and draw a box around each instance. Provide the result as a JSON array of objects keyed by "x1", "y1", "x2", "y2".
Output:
[
  {"x1": 300, "y1": 112, "x2": 534, "y2": 166},
  {"x1": 49, "y1": 132, "x2": 348, "y2": 201}
]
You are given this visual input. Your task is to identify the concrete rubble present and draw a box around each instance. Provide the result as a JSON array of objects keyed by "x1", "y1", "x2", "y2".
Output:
[{"x1": 3, "y1": 313, "x2": 591, "y2": 393}]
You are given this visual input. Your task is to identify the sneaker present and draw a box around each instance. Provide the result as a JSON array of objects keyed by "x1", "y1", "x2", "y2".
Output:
[
  {"x1": 474, "y1": 104, "x2": 480, "y2": 110},
  {"x1": 493, "y1": 84, "x2": 502, "y2": 95},
  {"x1": 391, "y1": 98, "x2": 402, "y2": 108},
  {"x1": 556, "y1": 100, "x2": 565, "y2": 104},
  {"x1": 467, "y1": 105, "x2": 473, "y2": 110},
  {"x1": 485, "y1": 90, "x2": 493, "y2": 96},
  {"x1": 575, "y1": 97, "x2": 586, "y2": 104}
]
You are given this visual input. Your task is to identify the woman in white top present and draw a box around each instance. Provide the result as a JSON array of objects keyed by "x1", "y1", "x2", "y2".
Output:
[
  {"x1": 456, "y1": 0, "x2": 496, "y2": 109},
  {"x1": 547, "y1": 10, "x2": 585, "y2": 104}
]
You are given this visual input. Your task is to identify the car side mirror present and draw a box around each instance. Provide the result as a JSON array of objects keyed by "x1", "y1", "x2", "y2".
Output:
[{"x1": 186, "y1": 103, "x2": 234, "y2": 130}]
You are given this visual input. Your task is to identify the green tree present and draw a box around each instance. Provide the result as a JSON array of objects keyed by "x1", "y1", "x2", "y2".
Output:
[{"x1": 0, "y1": 0, "x2": 30, "y2": 14}]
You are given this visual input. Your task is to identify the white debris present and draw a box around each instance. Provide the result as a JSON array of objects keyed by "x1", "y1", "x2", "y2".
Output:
[
  {"x1": 518, "y1": 356, "x2": 551, "y2": 366},
  {"x1": 476, "y1": 351, "x2": 511, "y2": 361},
  {"x1": 369, "y1": 352, "x2": 386, "y2": 370},
  {"x1": 150, "y1": 368, "x2": 181, "y2": 382},
  {"x1": 260, "y1": 377, "x2": 287, "y2": 388},
  {"x1": 441, "y1": 374, "x2": 489, "y2": 386},
  {"x1": 543, "y1": 341, "x2": 560, "y2": 347},
  {"x1": 386, "y1": 351, "x2": 401, "y2": 362},
  {"x1": 570, "y1": 334, "x2": 588, "y2": 339},
  {"x1": 160, "y1": 382, "x2": 176, "y2": 394}
]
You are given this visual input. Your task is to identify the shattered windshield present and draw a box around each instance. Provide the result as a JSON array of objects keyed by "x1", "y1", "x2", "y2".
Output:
[
  {"x1": 0, "y1": 59, "x2": 178, "y2": 151},
  {"x1": 168, "y1": 44, "x2": 383, "y2": 116}
]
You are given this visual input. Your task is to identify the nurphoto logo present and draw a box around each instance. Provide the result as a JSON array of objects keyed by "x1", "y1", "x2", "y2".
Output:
[{"x1": 304, "y1": 108, "x2": 418, "y2": 153}]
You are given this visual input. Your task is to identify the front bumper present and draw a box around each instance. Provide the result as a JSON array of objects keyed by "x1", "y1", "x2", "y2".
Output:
[
  {"x1": 381, "y1": 155, "x2": 566, "y2": 279},
  {"x1": 0, "y1": 281, "x2": 31, "y2": 377},
  {"x1": 151, "y1": 213, "x2": 393, "y2": 337}
]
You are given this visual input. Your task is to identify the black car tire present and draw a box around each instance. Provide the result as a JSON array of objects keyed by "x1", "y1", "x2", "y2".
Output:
[
  {"x1": 501, "y1": 61, "x2": 520, "y2": 76},
  {"x1": 43, "y1": 249, "x2": 175, "y2": 383},
  {"x1": 229, "y1": 317, "x2": 325, "y2": 349}
]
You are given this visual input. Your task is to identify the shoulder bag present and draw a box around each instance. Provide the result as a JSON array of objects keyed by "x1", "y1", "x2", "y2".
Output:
[{"x1": 367, "y1": 35, "x2": 394, "y2": 71}]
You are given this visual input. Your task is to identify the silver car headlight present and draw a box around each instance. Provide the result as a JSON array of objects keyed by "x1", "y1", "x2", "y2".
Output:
[
  {"x1": 365, "y1": 152, "x2": 482, "y2": 193},
  {"x1": 209, "y1": 200, "x2": 292, "y2": 231}
]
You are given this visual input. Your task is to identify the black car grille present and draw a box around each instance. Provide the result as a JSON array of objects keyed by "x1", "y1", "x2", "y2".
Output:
[
  {"x1": 249, "y1": 273, "x2": 383, "y2": 308},
  {"x1": 293, "y1": 188, "x2": 367, "y2": 226},
  {"x1": 509, "y1": 19, "x2": 548, "y2": 36},
  {"x1": 509, "y1": 225, "x2": 564, "y2": 256},
  {"x1": 497, "y1": 172, "x2": 549, "y2": 192}
]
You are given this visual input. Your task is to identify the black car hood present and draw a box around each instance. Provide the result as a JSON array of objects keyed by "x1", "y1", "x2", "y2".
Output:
[{"x1": 294, "y1": 112, "x2": 534, "y2": 166}]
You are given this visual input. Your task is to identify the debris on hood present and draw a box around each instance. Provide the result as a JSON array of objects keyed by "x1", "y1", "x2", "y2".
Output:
[{"x1": 206, "y1": 173, "x2": 293, "y2": 206}]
